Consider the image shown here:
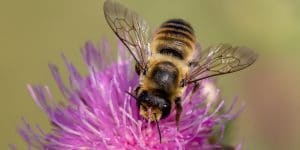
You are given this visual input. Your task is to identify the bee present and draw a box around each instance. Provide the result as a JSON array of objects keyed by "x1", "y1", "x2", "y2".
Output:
[{"x1": 103, "y1": 0, "x2": 257, "y2": 142}]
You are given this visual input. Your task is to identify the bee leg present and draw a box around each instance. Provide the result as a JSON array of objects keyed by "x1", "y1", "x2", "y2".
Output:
[
  {"x1": 135, "y1": 65, "x2": 148, "y2": 76},
  {"x1": 175, "y1": 97, "x2": 182, "y2": 131},
  {"x1": 192, "y1": 82, "x2": 200, "y2": 93},
  {"x1": 135, "y1": 65, "x2": 141, "y2": 75},
  {"x1": 125, "y1": 86, "x2": 140, "y2": 101},
  {"x1": 189, "y1": 82, "x2": 200, "y2": 104},
  {"x1": 188, "y1": 61, "x2": 198, "y2": 68},
  {"x1": 134, "y1": 85, "x2": 141, "y2": 95}
]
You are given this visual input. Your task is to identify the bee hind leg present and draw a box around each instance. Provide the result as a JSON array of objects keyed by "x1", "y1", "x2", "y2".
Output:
[{"x1": 175, "y1": 97, "x2": 182, "y2": 131}]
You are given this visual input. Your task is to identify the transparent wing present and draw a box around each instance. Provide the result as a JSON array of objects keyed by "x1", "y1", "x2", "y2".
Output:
[
  {"x1": 185, "y1": 43, "x2": 257, "y2": 84},
  {"x1": 103, "y1": 0, "x2": 150, "y2": 71}
]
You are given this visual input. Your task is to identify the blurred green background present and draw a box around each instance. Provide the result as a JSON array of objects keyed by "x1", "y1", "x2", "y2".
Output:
[{"x1": 1, "y1": 0, "x2": 300, "y2": 149}]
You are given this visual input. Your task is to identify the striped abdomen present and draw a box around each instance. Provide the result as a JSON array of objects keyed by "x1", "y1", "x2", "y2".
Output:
[{"x1": 151, "y1": 19, "x2": 196, "y2": 62}]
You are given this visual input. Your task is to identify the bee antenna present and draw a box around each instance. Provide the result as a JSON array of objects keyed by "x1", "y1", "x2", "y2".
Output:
[
  {"x1": 125, "y1": 90, "x2": 138, "y2": 101},
  {"x1": 154, "y1": 113, "x2": 162, "y2": 143}
]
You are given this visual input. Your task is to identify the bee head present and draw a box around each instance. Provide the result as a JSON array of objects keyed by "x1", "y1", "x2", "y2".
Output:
[{"x1": 137, "y1": 91, "x2": 171, "y2": 121}]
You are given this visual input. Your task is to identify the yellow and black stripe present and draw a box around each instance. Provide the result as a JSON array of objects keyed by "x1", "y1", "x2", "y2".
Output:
[{"x1": 152, "y1": 19, "x2": 196, "y2": 61}]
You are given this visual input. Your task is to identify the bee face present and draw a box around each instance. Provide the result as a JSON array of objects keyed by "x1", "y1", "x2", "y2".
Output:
[{"x1": 137, "y1": 91, "x2": 171, "y2": 121}]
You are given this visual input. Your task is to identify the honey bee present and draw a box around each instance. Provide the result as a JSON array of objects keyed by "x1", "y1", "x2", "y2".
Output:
[{"x1": 103, "y1": 0, "x2": 257, "y2": 142}]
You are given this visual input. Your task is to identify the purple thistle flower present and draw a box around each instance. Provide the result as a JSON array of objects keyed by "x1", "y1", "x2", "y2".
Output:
[{"x1": 19, "y1": 40, "x2": 243, "y2": 149}]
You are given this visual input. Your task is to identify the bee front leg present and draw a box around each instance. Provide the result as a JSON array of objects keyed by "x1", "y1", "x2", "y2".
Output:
[
  {"x1": 134, "y1": 85, "x2": 141, "y2": 95},
  {"x1": 175, "y1": 97, "x2": 182, "y2": 131},
  {"x1": 125, "y1": 86, "x2": 140, "y2": 102}
]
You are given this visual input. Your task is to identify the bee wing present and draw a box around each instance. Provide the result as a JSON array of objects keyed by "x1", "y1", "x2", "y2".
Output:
[
  {"x1": 185, "y1": 43, "x2": 257, "y2": 84},
  {"x1": 103, "y1": 0, "x2": 150, "y2": 71}
]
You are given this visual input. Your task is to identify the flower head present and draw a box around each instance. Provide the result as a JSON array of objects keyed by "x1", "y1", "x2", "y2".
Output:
[{"x1": 19, "y1": 40, "x2": 242, "y2": 149}]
